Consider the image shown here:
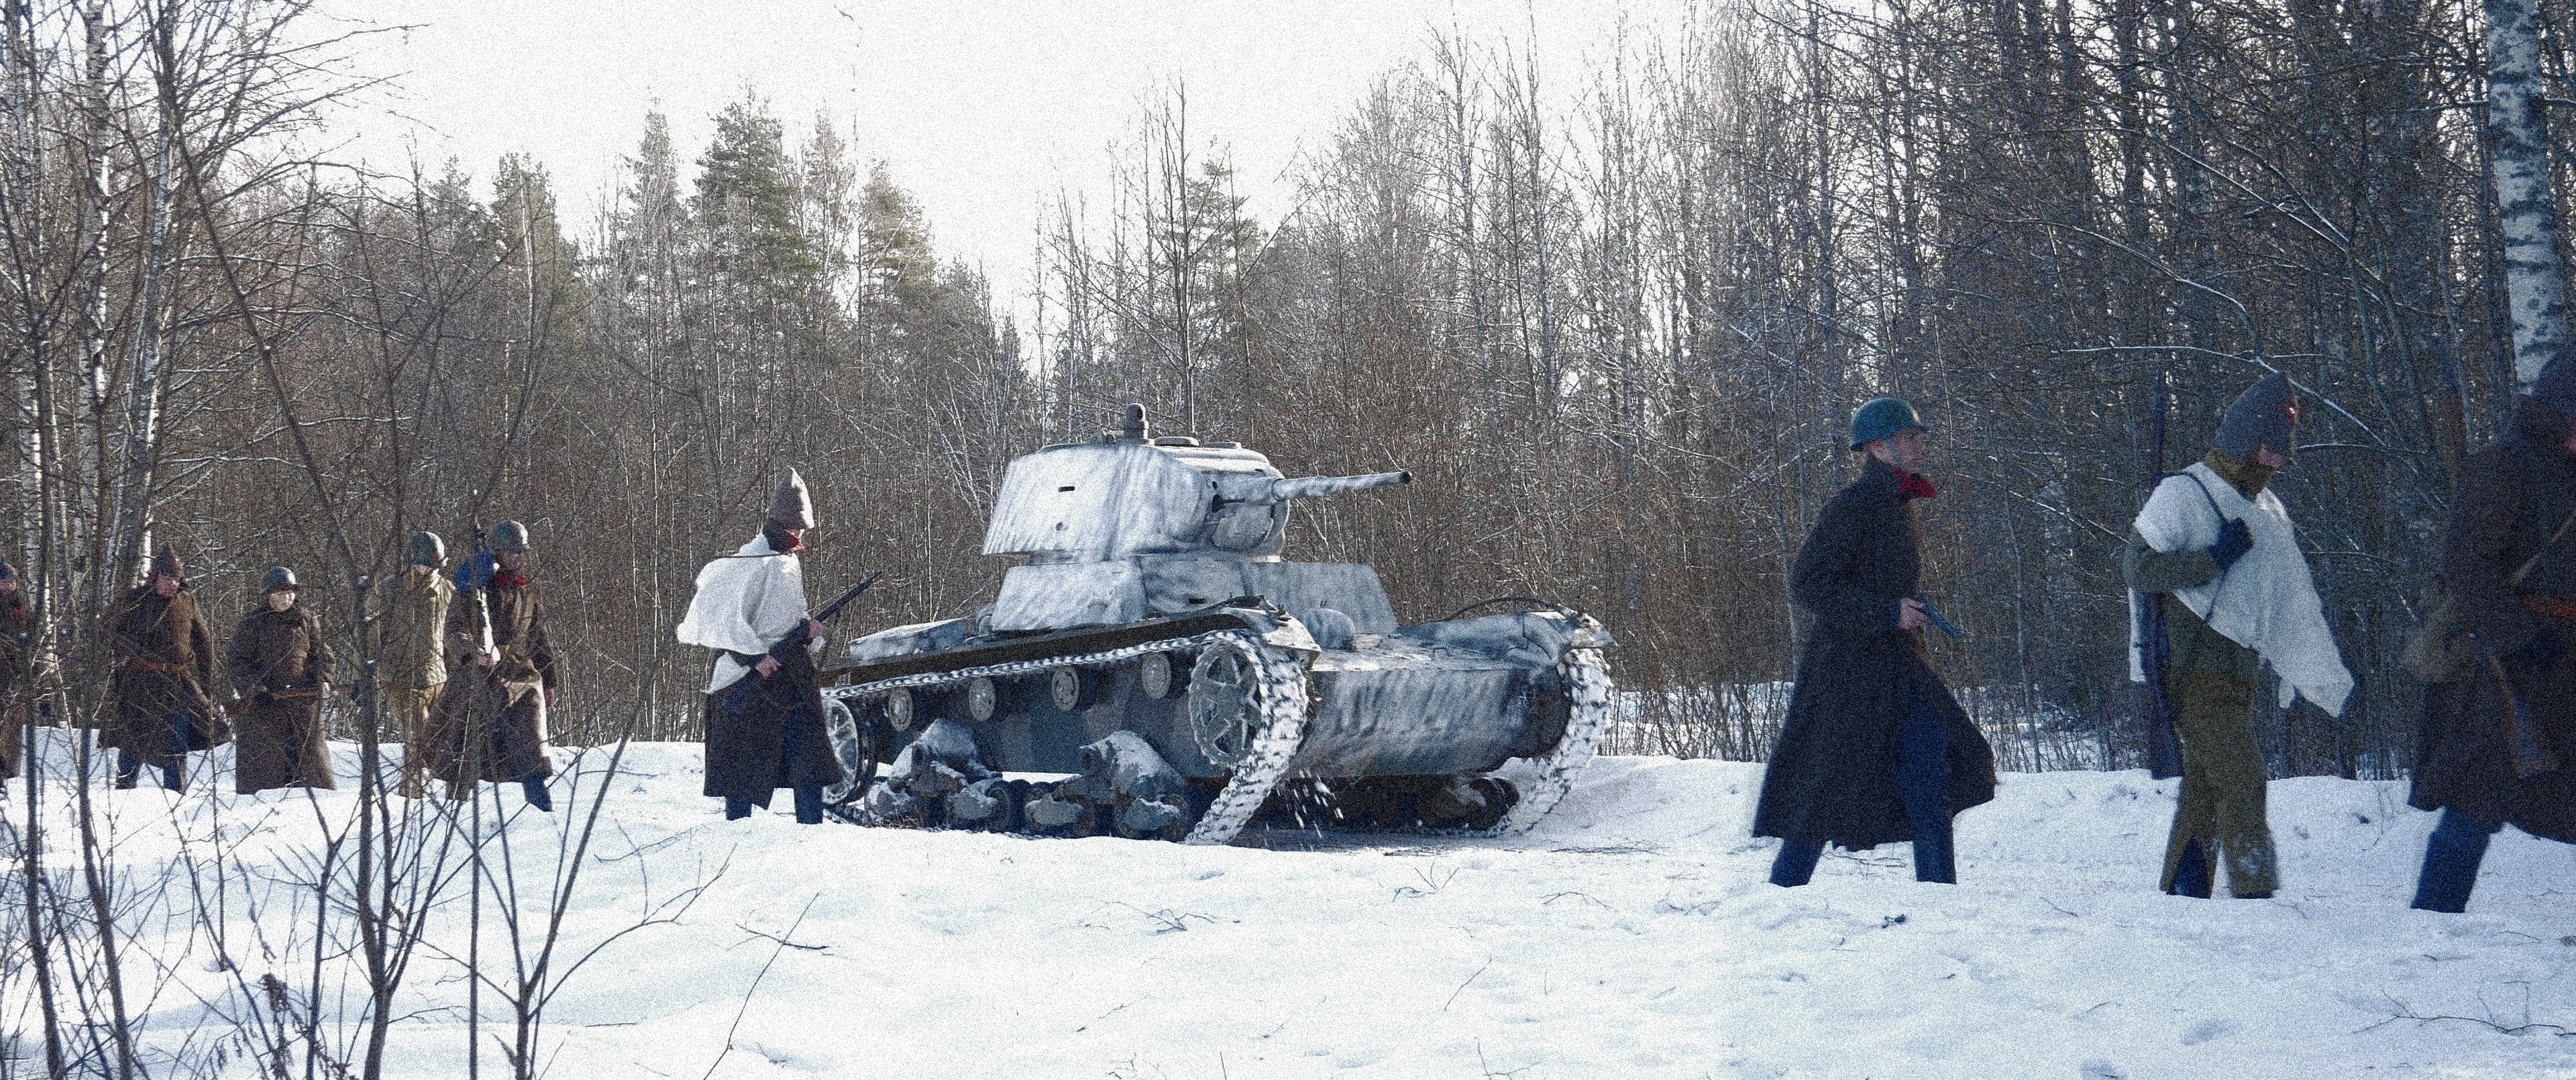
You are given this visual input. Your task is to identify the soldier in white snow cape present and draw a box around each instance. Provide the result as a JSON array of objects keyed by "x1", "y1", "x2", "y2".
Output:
[
  {"x1": 2123, "y1": 372, "x2": 2353, "y2": 900},
  {"x1": 677, "y1": 470, "x2": 838, "y2": 824}
]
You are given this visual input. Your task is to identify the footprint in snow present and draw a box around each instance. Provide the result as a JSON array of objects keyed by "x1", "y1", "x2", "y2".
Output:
[
  {"x1": 2180, "y1": 1018, "x2": 2239, "y2": 1044},
  {"x1": 2078, "y1": 1059, "x2": 2126, "y2": 1080}
]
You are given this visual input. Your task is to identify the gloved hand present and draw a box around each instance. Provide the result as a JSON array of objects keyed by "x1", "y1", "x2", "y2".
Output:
[
  {"x1": 2207, "y1": 519, "x2": 2253, "y2": 571},
  {"x1": 2513, "y1": 628, "x2": 2563, "y2": 671}
]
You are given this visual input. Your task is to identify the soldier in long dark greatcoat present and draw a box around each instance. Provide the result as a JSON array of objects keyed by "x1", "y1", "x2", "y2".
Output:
[
  {"x1": 678, "y1": 471, "x2": 837, "y2": 824},
  {"x1": 1753, "y1": 397, "x2": 1996, "y2": 886},
  {"x1": 104, "y1": 547, "x2": 229, "y2": 790},
  {"x1": 2410, "y1": 352, "x2": 2576, "y2": 912},
  {"x1": 226, "y1": 566, "x2": 337, "y2": 794},
  {"x1": 422, "y1": 520, "x2": 557, "y2": 810},
  {"x1": 1, "y1": 559, "x2": 28, "y2": 797}
]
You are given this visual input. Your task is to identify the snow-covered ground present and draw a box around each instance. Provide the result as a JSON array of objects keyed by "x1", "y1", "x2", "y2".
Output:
[{"x1": 6, "y1": 733, "x2": 2574, "y2": 1079}]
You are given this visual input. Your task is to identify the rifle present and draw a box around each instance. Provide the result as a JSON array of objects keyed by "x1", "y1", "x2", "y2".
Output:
[
  {"x1": 2476, "y1": 642, "x2": 2561, "y2": 779},
  {"x1": 2137, "y1": 378, "x2": 2186, "y2": 780},
  {"x1": 717, "y1": 571, "x2": 883, "y2": 714},
  {"x1": 224, "y1": 686, "x2": 325, "y2": 718},
  {"x1": 1909, "y1": 594, "x2": 1961, "y2": 639}
]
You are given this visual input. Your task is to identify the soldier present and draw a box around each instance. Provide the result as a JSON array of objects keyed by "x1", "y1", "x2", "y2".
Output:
[
  {"x1": 227, "y1": 567, "x2": 337, "y2": 794},
  {"x1": 423, "y1": 520, "x2": 557, "y2": 810},
  {"x1": 1, "y1": 559, "x2": 26, "y2": 798},
  {"x1": 1754, "y1": 398, "x2": 1996, "y2": 886},
  {"x1": 679, "y1": 470, "x2": 837, "y2": 824},
  {"x1": 2409, "y1": 354, "x2": 2576, "y2": 912},
  {"x1": 2123, "y1": 372, "x2": 2352, "y2": 900},
  {"x1": 103, "y1": 547, "x2": 229, "y2": 790},
  {"x1": 379, "y1": 532, "x2": 452, "y2": 797}
]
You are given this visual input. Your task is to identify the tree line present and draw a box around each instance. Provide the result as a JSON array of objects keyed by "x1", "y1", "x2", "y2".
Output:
[{"x1": 2, "y1": 0, "x2": 2555, "y2": 790}]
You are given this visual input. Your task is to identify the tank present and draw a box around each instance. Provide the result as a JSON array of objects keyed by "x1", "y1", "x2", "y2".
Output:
[{"x1": 815, "y1": 404, "x2": 1612, "y2": 845}]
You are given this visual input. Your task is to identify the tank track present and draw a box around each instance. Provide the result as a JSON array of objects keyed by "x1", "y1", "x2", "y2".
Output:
[
  {"x1": 819, "y1": 627, "x2": 1311, "y2": 845},
  {"x1": 1485, "y1": 645, "x2": 1610, "y2": 836}
]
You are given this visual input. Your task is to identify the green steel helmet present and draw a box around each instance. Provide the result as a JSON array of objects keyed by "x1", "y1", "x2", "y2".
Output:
[
  {"x1": 407, "y1": 531, "x2": 447, "y2": 568},
  {"x1": 1849, "y1": 396, "x2": 1926, "y2": 451},
  {"x1": 490, "y1": 519, "x2": 530, "y2": 554},
  {"x1": 261, "y1": 565, "x2": 299, "y2": 594}
]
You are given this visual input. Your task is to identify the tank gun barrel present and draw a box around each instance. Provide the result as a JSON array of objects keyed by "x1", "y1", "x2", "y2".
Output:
[{"x1": 1242, "y1": 470, "x2": 1411, "y2": 506}]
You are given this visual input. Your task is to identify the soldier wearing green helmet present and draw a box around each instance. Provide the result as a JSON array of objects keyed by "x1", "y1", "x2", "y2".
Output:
[
  {"x1": 1755, "y1": 395, "x2": 1996, "y2": 887},
  {"x1": 423, "y1": 518, "x2": 558, "y2": 810},
  {"x1": 226, "y1": 565, "x2": 336, "y2": 794}
]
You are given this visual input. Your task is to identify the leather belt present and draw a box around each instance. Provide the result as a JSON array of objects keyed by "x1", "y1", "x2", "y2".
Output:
[{"x1": 2519, "y1": 594, "x2": 2576, "y2": 621}]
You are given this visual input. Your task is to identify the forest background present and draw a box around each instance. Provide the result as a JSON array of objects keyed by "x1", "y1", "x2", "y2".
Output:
[{"x1": 0, "y1": 0, "x2": 2536, "y2": 783}]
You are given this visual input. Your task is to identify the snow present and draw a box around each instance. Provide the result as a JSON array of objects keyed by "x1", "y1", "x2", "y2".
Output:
[{"x1": 7, "y1": 731, "x2": 2575, "y2": 1078}]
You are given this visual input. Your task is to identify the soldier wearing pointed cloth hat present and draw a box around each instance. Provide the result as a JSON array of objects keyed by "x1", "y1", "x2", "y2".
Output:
[{"x1": 678, "y1": 470, "x2": 839, "y2": 824}]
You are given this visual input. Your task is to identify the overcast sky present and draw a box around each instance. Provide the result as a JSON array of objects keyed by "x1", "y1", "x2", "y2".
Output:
[{"x1": 312, "y1": 0, "x2": 1678, "y2": 310}]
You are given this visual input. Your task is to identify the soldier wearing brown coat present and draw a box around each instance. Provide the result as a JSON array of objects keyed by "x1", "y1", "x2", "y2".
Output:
[
  {"x1": 1, "y1": 560, "x2": 28, "y2": 795},
  {"x1": 105, "y1": 547, "x2": 229, "y2": 790},
  {"x1": 226, "y1": 567, "x2": 337, "y2": 794},
  {"x1": 378, "y1": 533, "x2": 452, "y2": 797},
  {"x1": 2411, "y1": 357, "x2": 2576, "y2": 912},
  {"x1": 421, "y1": 520, "x2": 556, "y2": 810}
]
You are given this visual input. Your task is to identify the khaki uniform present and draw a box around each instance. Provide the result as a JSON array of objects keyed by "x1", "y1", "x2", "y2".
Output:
[
  {"x1": 376, "y1": 570, "x2": 451, "y2": 796},
  {"x1": 2122, "y1": 449, "x2": 2279, "y2": 897},
  {"x1": 226, "y1": 603, "x2": 336, "y2": 794}
]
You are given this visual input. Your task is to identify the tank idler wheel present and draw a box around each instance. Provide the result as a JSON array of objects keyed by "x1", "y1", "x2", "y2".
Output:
[
  {"x1": 1138, "y1": 653, "x2": 1175, "y2": 700},
  {"x1": 1187, "y1": 643, "x2": 1262, "y2": 768},
  {"x1": 820, "y1": 699, "x2": 881, "y2": 807},
  {"x1": 1051, "y1": 666, "x2": 1097, "y2": 712},
  {"x1": 883, "y1": 688, "x2": 916, "y2": 731},
  {"x1": 966, "y1": 677, "x2": 1000, "y2": 722}
]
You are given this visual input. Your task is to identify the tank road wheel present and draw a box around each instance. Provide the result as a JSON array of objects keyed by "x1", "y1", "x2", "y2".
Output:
[
  {"x1": 884, "y1": 688, "x2": 916, "y2": 732},
  {"x1": 1050, "y1": 666, "x2": 1097, "y2": 712},
  {"x1": 1138, "y1": 652, "x2": 1175, "y2": 700},
  {"x1": 966, "y1": 677, "x2": 1000, "y2": 722},
  {"x1": 1186, "y1": 643, "x2": 1262, "y2": 768},
  {"x1": 820, "y1": 699, "x2": 880, "y2": 808}
]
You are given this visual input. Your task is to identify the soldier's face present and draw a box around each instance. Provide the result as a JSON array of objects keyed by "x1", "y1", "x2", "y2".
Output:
[
  {"x1": 0, "y1": 577, "x2": 15, "y2": 595},
  {"x1": 268, "y1": 590, "x2": 295, "y2": 612},
  {"x1": 152, "y1": 574, "x2": 178, "y2": 597},
  {"x1": 498, "y1": 551, "x2": 526, "y2": 574},
  {"x1": 411, "y1": 563, "x2": 434, "y2": 578},
  {"x1": 1872, "y1": 427, "x2": 1931, "y2": 473}
]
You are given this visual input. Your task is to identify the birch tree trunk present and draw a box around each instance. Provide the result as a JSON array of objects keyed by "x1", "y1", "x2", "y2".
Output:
[{"x1": 2484, "y1": 0, "x2": 2567, "y2": 389}]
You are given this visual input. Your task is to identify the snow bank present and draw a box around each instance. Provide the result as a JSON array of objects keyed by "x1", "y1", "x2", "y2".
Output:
[{"x1": 4, "y1": 731, "x2": 2572, "y2": 1078}]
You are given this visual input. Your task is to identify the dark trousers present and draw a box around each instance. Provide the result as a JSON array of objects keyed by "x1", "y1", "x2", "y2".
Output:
[
  {"x1": 115, "y1": 713, "x2": 191, "y2": 791},
  {"x1": 724, "y1": 710, "x2": 822, "y2": 825},
  {"x1": 1771, "y1": 693, "x2": 1955, "y2": 886},
  {"x1": 2410, "y1": 809, "x2": 2503, "y2": 914}
]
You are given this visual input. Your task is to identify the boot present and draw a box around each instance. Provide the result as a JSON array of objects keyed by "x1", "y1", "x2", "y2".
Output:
[
  {"x1": 1909, "y1": 816, "x2": 1957, "y2": 884},
  {"x1": 113, "y1": 751, "x2": 142, "y2": 790},
  {"x1": 521, "y1": 776, "x2": 552, "y2": 812},
  {"x1": 2410, "y1": 810, "x2": 2498, "y2": 914},
  {"x1": 724, "y1": 797, "x2": 755, "y2": 820},
  {"x1": 1770, "y1": 840, "x2": 1823, "y2": 887},
  {"x1": 2167, "y1": 839, "x2": 2214, "y2": 899},
  {"x1": 793, "y1": 784, "x2": 823, "y2": 825}
]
